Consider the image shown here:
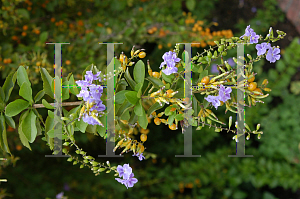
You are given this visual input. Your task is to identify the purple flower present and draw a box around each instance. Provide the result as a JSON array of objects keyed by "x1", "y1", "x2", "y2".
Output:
[
  {"x1": 89, "y1": 85, "x2": 103, "y2": 101},
  {"x1": 132, "y1": 153, "x2": 145, "y2": 161},
  {"x1": 211, "y1": 64, "x2": 218, "y2": 73},
  {"x1": 91, "y1": 100, "x2": 106, "y2": 112},
  {"x1": 256, "y1": 42, "x2": 271, "y2": 56},
  {"x1": 84, "y1": 71, "x2": 101, "y2": 83},
  {"x1": 240, "y1": 25, "x2": 254, "y2": 38},
  {"x1": 218, "y1": 85, "x2": 232, "y2": 102},
  {"x1": 64, "y1": 183, "x2": 70, "y2": 191},
  {"x1": 204, "y1": 95, "x2": 221, "y2": 109},
  {"x1": 115, "y1": 164, "x2": 138, "y2": 189},
  {"x1": 160, "y1": 51, "x2": 180, "y2": 75},
  {"x1": 266, "y1": 47, "x2": 280, "y2": 63},
  {"x1": 82, "y1": 113, "x2": 101, "y2": 125},
  {"x1": 56, "y1": 192, "x2": 64, "y2": 199},
  {"x1": 251, "y1": 7, "x2": 257, "y2": 13},
  {"x1": 123, "y1": 173, "x2": 138, "y2": 189},
  {"x1": 227, "y1": 58, "x2": 236, "y2": 67},
  {"x1": 249, "y1": 32, "x2": 259, "y2": 44},
  {"x1": 117, "y1": 164, "x2": 132, "y2": 180}
]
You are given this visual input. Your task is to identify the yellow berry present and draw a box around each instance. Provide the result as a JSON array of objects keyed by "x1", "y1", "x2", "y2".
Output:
[
  {"x1": 140, "y1": 134, "x2": 147, "y2": 142},
  {"x1": 169, "y1": 123, "x2": 176, "y2": 130},
  {"x1": 201, "y1": 76, "x2": 209, "y2": 85},
  {"x1": 152, "y1": 72, "x2": 160, "y2": 78},
  {"x1": 253, "y1": 88, "x2": 263, "y2": 96},
  {"x1": 248, "y1": 73, "x2": 255, "y2": 82},
  {"x1": 154, "y1": 117, "x2": 161, "y2": 125},
  {"x1": 166, "y1": 89, "x2": 173, "y2": 97},
  {"x1": 138, "y1": 52, "x2": 146, "y2": 59},
  {"x1": 248, "y1": 82, "x2": 257, "y2": 91}
]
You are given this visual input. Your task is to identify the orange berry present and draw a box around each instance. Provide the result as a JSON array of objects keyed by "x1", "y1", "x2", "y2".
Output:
[
  {"x1": 21, "y1": 32, "x2": 27, "y2": 37},
  {"x1": 97, "y1": 23, "x2": 103, "y2": 27},
  {"x1": 148, "y1": 29, "x2": 154, "y2": 34},
  {"x1": 152, "y1": 72, "x2": 160, "y2": 78},
  {"x1": 248, "y1": 73, "x2": 255, "y2": 82},
  {"x1": 23, "y1": 25, "x2": 28, "y2": 31},
  {"x1": 139, "y1": 7, "x2": 143, "y2": 11},
  {"x1": 59, "y1": 20, "x2": 63, "y2": 25},
  {"x1": 152, "y1": 27, "x2": 157, "y2": 32},
  {"x1": 27, "y1": 6, "x2": 32, "y2": 10},
  {"x1": 140, "y1": 134, "x2": 147, "y2": 142},
  {"x1": 201, "y1": 76, "x2": 209, "y2": 85},
  {"x1": 35, "y1": 29, "x2": 40, "y2": 34},
  {"x1": 138, "y1": 52, "x2": 146, "y2": 59},
  {"x1": 169, "y1": 123, "x2": 177, "y2": 130},
  {"x1": 36, "y1": 61, "x2": 41, "y2": 66},
  {"x1": 77, "y1": 11, "x2": 82, "y2": 16},
  {"x1": 166, "y1": 89, "x2": 173, "y2": 97},
  {"x1": 253, "y1": 88, "x2": 263, "y2": 96},
  {"x1": 248, "y1": 82, "x2": 257, "y2": 91},
  {"x1": 77, "y1": 20, "x2": 84, "y2": 26},
  {"x1": 7, "y1": 58, "x2": 12, "y2": 63},
  {"x1": 12, "y1": 36, "x2": 18, "y2": 40},
  {"x1": 154, "y1": 117, "x2": 161, "y2": 125},
  {"x1": 65, "y1": 60, "x2": 71, "y2": 65},
  {"x1": 158, "y1": 44, "x2": 163, "y2": 49},
  {"x1": 16, "y1": 145, "x2": 22, "y2": 151},
  {"x1": 50, "y1": 17, "x2": 55, "y2": 22}
]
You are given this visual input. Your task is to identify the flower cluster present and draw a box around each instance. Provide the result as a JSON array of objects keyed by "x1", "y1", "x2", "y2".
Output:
[
  {"x1": 160, "y1": 51, "x2": 181, "y2": 75},
  {"x1": 241, "y1": 26, "x2": 280, "y2": 63},
  {"x1": 132, "y1": 152, "x2": 145, "y2": 161},
  {"x1": 76, "y1": 71, "x2": 106, "y2": 125},
  {"x1": 115, "y1": 164, "x2": 138, "y2": 189},
  {"x1": 204, "y1": 85, "x2": 232, "y2": 109}
]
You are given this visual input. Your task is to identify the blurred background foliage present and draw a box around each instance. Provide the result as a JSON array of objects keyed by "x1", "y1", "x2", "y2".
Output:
[{"x1": 0, "y1": 0, "x2": 300, "y2": 198}]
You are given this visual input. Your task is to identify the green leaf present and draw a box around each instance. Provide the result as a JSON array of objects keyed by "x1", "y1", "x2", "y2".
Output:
[
  {"x1": 173, "y1": 88, "x2": 184, "y2": 98},
  {"x1": 125, "y1": 91, "x2": 139, "y2": 105},
  {"x1": 175, "y1": 114, "x2": 184, "y2": 121},
  {"x1": 168, "y1": 113, "x2": 176, "y2": 125},
  {"x1": 19, "y1": 82, "x2": 32, "y2": 103},
  {"x1": 40, "y1": 67, "x2": 54, "y2": 99},
  {"x1": 18, "y1": 119, "x2": 31, "y2": 151},
  {"x1": 2, "y1": 71, "x2": 17, "y2": 102},
  {"x1": 145, "y1": 76, "x2": 164, "y2": 89},
  {"x1": 125, "y1": 67, "x2": 136, "y2": 90},
  {"x1": 42, "y1": 99, "x2": 54, "y2": 109},
  {"x1": 115, "y1": 90, "x2": 129, "y2": 104},
  {"x1": 76, "y1": 118, "x2": 89, "y2": 133},
  {"x1": 82, "y1": 64, "x2": 93, "y2": 78},
  {"x1": 116, "y1": 78, "x2": 128, "y2": 92},
  {"x1": 147, "y1": 102, "x2": 165, "y2": 115},
  {"x1": 16, "y1": 8, "x2": 30, "y2": 19},
  {"x1": 34, "y1": 90, "x2": 45, "y2": 103},
  {"x1": 116, "y1": 101, "x2": 133, "y2": 117},
  {"x1": 138, "y1": 109, "x2": 148, "y2": 129},
  {"x1": 0, "y1": 87, "x2": 4, "y2": 103},
  {"x1": 17, "y1": 66, "x2": 31, "y2": 88},
  {"x1": 22, "y1": 110, "x2": 37, "y2": 143},
  {"x1": 48, "y1": 110, "x2": 54, "y2": 118},
  {"x1": 5, "y1": 99, "x2": 29, "y2": 117},
  {"x1": 134, "y1": 99, "x2": 144, "y2": 116},
  {"x1": 39, "y1": 32, "x2": 48, "y2": 43},
  {"x1": 69, "y1": 75, "x2": 79, "y2": 95},
  {"x1": 133, "y1": 60, "x2": 145, "y2": 84},
  {"x1": 62, "y1": 81, "x2": 70, "y2": 101},
  {"x1": 97, "y1": 115, "x2": 107, "y2": 138},
  {"x1": 162, "y1": 72, "x2": 175, "y2": 83},
  {"x1": 86, "y1": 124, "x2": 97, "y2": 134},
  {"x1": 47, "y1": 129, "x2": 55, "y2": 138},
  {"x1": 4, "y1": 115, "x2": 15, "y2": 129},
  {"x1": 135, "y1": 83, "x2": 143, "y2": 98},
  {"x1": 0, "y1": 113, "x2": 11, "y2": 154}
]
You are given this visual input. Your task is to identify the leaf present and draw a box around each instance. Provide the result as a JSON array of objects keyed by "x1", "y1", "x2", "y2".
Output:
[
  {"x1": 42, "y1": 99, "x2": 54, "y2": 109},
  {"x1": 4, "y1": 115, "x2": 15, "y2": 129},
  {"x1": 162, "y1": 72, "x2": 175, "y2": 83},
  {"x1": 115, "y1": 90, "x2": 129, "y2": 104},
  {"x1": 97, "y1": 115, "x2": 107, "y2": 138},
  {"x1": 135, "y1": 82, "x2": 143, "y2": 98},
  {"x1": 133, "y1": 60, "x2": 145, "y2": 84},
  {"x1": 125, "y1": 91, "x2": 139, "y2": 105},
  {"x1": 17, "y1": 66, "x2": 31, "y2": 88},
  {"x1": 2, "y1": 71, "x2": 17, "y2": 102},
  {"x1": 138, "y1": 109, "x2": 148, "y2": 129},
  {"x1": 5, "y1": 99, "x2": 29, "y2": 117},
  {"x1": 0, "y1": 113, "x2": 11, "y2": 154},
  {"x1": 19, "y1": 82, "x2": 32, "y2": 103},
  {"x1": 69, "y1": 75, "x2": 79, "y2": 95},
  {"x1": 116, "y1": 101, "x2": 133, "y2": 117},
  {"x1": 125, "y1": 67, "x2": 136, "y2": 90},
  {"x1": 76, "y1": 118, "x2": 89, "y2": 133},
  {"x1": 145, "y1": 76, "x2": 164, "y2": 89},
  {"x1": 22, "y1": 110, "x2": 37, "y2": 143},
  {"x1": 0, "y1": 87, "x2": 4, "y2": 103},
  {"x1": 18, "y1": 121, "x2": 31, "y2": 151},
  {"x1": 16, "y1": 8, "x2": 30, "y2": 19},
  {"x1": 175, "y1": 114, "x2": 184, "y2": 121},
  {"x1": 34, "y1": 90, "x2": 45, "y2": 103},
  {"x1": 39, "y1": 32, "x2": 48, "y2": 43},
  {"x1": 48, "y1": 110, "x2": 54, "y2": 118},
  {"x1": 173, "y1": 88, "x2": 185, "y2": 98},
  {"x1": 128, "y1": 112, "x2": 138, "y2": 125},
  {"x1": 168, "y1": 113, "x2": 176, "y2": 125},
  {"x1": 40, "y1": 67, "x2": 54, "y2": 99},
  {"x1": 47, "y1": 129, "x2": 55, "y2": 138},
  {"x1": 186, "y1": 0, "x2": 195, "y2": 12},
  {"x1": 82, "y1": 64, "x2": 93, "y2": 78},
  {"x1": 62, "y1": 81, "x2": 70, "y2": 101},
  {"x1": 147, "y1": 102, "x2": 165, "y2": 115},
  {"x1": 134, "y1": 99, "x2": 144, "y2": 116}
]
